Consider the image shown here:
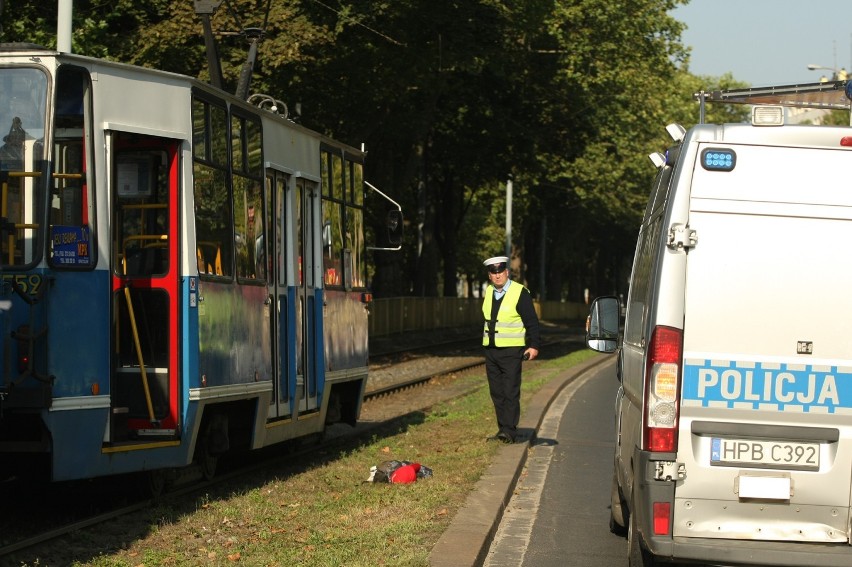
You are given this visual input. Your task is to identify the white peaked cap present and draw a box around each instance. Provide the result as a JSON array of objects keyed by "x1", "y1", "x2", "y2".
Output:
[{"x1": 483, "y1": 256, "x2": 509, "y2": 267}]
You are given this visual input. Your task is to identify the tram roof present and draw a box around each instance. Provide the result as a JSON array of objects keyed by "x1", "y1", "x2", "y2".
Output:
[{"x1": 0, "y1": 46, "x2": 365, "y2": 156}]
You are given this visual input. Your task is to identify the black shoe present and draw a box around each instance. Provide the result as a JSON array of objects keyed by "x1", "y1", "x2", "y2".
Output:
[
  {"x1": 496, "y1": 432, "x2": 514, "y2": 444},
  {"x1": 486, "y1": 432, "x2": 502, "y2": 442}
]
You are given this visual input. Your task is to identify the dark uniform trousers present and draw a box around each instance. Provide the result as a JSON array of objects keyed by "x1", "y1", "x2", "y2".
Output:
[{"x1": 484, "y1": 345, "x2": 525, "y2": 438}]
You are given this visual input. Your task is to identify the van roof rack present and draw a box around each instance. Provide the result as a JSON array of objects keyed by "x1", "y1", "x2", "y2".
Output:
[{"x1": 694, "y1": 80, "x2": 852, "y2": 123}]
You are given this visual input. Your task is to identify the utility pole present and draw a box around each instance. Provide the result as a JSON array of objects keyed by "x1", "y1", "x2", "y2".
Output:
[
  {"x1": 539, "y1": 216, "x2": 546, "y2": 300},
  {"x1": 57, "y1": 0, "x2": 72, "y2": 53},
  {"x1": 505, "y1": 177, "x2": 513, "y2": 259}
]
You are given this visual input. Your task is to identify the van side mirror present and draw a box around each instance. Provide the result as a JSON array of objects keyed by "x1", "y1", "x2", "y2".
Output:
[{"x1": 586, "y1": 295, "x2": 620, "y2": 353}]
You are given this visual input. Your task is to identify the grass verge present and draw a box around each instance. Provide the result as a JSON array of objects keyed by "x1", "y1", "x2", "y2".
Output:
[{"x1": 23, "y1": 349, "x2": 598, "y2": 567}]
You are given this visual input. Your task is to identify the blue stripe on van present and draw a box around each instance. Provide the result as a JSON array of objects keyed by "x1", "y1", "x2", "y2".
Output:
[{"x1": 682, "y1": 360, "x2": 852, "y2": 412}]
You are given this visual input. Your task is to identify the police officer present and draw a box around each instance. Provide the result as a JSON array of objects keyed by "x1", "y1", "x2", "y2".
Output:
[{"x1": 481, "y1": 255, "x2": 541, "y2": 443}]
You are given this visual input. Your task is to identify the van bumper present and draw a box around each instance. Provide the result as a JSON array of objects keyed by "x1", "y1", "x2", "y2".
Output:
[
  {"x1": 634, "y1": 450, "x2": 852, "y2": 566},
  {"x1": 666, "y1": 537, "x2": 852, "y2": 567}
]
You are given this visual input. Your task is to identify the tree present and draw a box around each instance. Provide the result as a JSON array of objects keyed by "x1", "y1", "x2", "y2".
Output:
[{"x1": 1, "y1": 0, "x2": 752, "y2": 302}]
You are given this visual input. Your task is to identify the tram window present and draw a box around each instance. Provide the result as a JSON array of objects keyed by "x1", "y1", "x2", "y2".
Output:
[
  {"x1": 246, "y1": 119, "x2": 262, "y2": 176},
  {"x1": 347, "y1": 205, "x2": 365, "y2": 288},
  {"x1": 324, "y1": 202, "x2": 344, "y2": 282},
  {"x1": 234, "y1": 176, "x2": 265, "y2": 281},
  {"x1": 231, "y1": 115, "x2": 243, "y2": 172},
  {"x1": 0, "y1": 67, "x2": 46, "y2": 168},
  {"x1": 321, "y1": 151, "x2": 344, "y2": 288},
  {"x1": 191, "y1": 99, "x2": 206, "y2": 160},
  {"x1": 192, "y1": 94, "x2": 233, "y2": 278},
  {"x1": 191, "y1": 95, "x2": 228, "y2": 168},
  {"x1": 49, "y1": 65, "x2": 94, "y2": 269},
  {"x1": 331, "y1": 153, "x2": 344, "y2": 200},
  {"x1": 352, "y1": 160, "x2": 364, "y2": 206},
  {"x1": 193, "y1": 163, "x2": 233, "y2": 277},
  {"x1": 232, "y1": 113, "x2": 265, "y2": 282},
  {"x1": 347, "y1": 160, "x2": 366, "y2": 288},
  {"x1": 113, "y1": 149, "x2": 169, "y2": 277},
  {"x1": 266, "y1": 173, "x2": 282, "y2": 283},
  {"x1": 319, "y1": 149, "x2": 368, "y2": 289},
  {"x1": 210, "y1": 105, "x2": 228, "y2": 167},
  {"x1": 230, "y1": 112, "x2": 262, "y2": 177}
]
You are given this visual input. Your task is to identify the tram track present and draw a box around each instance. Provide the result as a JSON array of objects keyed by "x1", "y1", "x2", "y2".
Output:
[
  {"x1": 0, "y1": 327, "x2": 584, "y2": 562},
  {"x1": 365, "y1": 326, "x2": 583, "y2": 399}
]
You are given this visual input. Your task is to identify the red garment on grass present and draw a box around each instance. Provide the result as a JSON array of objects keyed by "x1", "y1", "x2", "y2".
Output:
[{"x1": 389, "y1": 462, "x2": 421, "y2": 484}]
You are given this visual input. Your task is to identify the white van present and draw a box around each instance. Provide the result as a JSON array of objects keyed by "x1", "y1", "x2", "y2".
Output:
[{"x1": 588, "y1": 81, "x2": 852, "y2": 567}]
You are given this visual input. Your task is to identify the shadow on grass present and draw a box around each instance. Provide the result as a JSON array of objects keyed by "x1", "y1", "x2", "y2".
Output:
[{"x1": 4, "y1": 410, "x2": 429, "y2": 567}]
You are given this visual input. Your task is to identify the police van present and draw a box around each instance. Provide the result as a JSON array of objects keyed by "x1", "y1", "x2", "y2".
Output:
[{"x1": 587, "y1": 80, "x2": 852, "y2": 567}]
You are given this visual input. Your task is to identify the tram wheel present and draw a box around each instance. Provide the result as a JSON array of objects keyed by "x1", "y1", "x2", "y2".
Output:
[
  {"x1": 147, "y1": 469, "x2": 169, "y2": 498},
  {"x1": 197, "y1": 444, "x2": 218, "y2": 481}
]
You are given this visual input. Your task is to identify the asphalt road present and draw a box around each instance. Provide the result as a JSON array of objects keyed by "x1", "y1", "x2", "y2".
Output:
[{"x1": 484, "y1": 358, "x2": 627, "y2": 566}]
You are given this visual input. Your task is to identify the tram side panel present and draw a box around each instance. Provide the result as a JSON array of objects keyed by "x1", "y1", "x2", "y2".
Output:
[
  {"x1": 43, "y1": 271, "x2": 112, "y2": 480},
  {"x1": 322, "y1": 288, "x2": 369, "y2": 424},
  {"x1": 194, "y1": 282, "x2": 272, "y2": 388}
]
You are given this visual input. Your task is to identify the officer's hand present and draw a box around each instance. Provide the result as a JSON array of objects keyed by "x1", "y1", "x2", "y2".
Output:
[{"x1": 523, "y1": 348, "x2": 539, "y2": 361}]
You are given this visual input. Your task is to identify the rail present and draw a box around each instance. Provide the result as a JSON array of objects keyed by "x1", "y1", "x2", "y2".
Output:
[{"x1": 368, "y1": 297, "x2": 587, "y2": 337}]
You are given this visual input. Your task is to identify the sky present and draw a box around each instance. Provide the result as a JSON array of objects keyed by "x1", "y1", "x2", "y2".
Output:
[{"x1": 671, "y1": 0, "x2": 852, "y2": 86}]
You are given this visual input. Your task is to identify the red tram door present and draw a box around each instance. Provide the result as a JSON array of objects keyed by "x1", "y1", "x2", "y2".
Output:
[{"x1": 109, "y1": 132, "x2": 180, "y2": 441}]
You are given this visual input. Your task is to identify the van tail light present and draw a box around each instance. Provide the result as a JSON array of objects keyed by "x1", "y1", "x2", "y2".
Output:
[
  {"x1": 644, "y1": 326, "x2": 682, "y2": 452},
  {"x1": 653, "y1": 502, "x2": 671, "y2": 535}
]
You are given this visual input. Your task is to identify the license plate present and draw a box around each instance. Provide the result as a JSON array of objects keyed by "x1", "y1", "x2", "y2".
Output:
[{"x1": 710, "y1": 438, "x2": 820, "y2": 471}]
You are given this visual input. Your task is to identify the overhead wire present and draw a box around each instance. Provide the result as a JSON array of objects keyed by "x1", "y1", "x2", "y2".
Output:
[
  {"x1": 213, "y1": 0, "x2": 404, "y2": 47},
  {"x1": 307, "y1": 0, "x2": 405, "y2": 47}
]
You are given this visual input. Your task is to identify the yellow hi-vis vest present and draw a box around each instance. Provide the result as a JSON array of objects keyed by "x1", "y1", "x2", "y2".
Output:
[{"x1": 482, "y1": 283, "x2": 527, "y2": 347}]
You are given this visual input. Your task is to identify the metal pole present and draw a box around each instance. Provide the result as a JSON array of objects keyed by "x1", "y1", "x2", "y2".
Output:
[
  {"x1": 505, "y1": 178, "x2": 513, "y2": 258},
  {"x1": 539, "y1": 216, "x2": 546, "y2": 300},
  {"x1": 57, "y1": 0, "x2": 73, "y2": 53}
]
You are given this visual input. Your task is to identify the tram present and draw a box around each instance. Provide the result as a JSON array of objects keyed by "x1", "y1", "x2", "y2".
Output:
[{"x1": 0, "y1": 25, "x2": 401, "y2": 485}]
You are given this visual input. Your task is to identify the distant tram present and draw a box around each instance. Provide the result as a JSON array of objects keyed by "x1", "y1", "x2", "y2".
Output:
[{"x1": 0, "y1": 34, "x2": 401, "y2": 486}]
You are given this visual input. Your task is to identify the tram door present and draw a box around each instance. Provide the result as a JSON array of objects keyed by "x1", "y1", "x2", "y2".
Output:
[
  {"x1": 268, "y1": 173, "x2": 319, "y2": 418},
  {"x1": 268, "y1": 170, "x2": 289, "y2": 418},
  {"x1": 109, "y1": 132, "x2": 180, "y2": 441},
  {"x1": 296, "y1": 177, "x2": 320, "y2": 414}
]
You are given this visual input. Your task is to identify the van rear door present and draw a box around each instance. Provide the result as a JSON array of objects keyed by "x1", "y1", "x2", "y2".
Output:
[{"x1": 675, "y1": 141, "x2": 852, "y2": 545}]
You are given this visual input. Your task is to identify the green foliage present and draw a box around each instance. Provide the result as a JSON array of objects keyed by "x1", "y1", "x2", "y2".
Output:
[
  {"x1": 819, "y1": 108, "x2": 852, "y2": 126},
  {"x1": 0, "y1": 0, "x2": 759, "y2": 301},
  {"x1": 0, "y1": 0, "x2": 174, "y2": 60}
]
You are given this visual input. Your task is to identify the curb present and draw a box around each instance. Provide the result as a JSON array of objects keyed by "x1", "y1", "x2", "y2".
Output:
[{"x1": 428, "y1": 353, "x2": 614, "y2": 567}]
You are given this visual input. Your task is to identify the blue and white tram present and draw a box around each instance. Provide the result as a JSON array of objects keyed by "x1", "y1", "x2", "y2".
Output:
[{"x1": 0, "y1": 42, "x2": 400, "y2": 484}]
